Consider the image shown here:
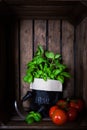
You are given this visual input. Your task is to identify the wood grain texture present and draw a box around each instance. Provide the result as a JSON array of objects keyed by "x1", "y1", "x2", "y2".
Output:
[
  {"x1": 18, "y1": 19, "x2": 87, "y2": 107},
  {"x1": 76, "y1": 17, "x2": 87, "y2": 106},
  {"x1": 1, "y1": 115, "x2": 87, "y2": 130},
  {"x1": 82, "y1": 18, "x2": 87, "y2": 107},
  {"x1": 76, "y1": 21, "x2": 84, "y2": 97},
  {"x1": 20, "y1": 20, "x2": 33, "y2": 108},
  {"x1": 62, "y1": 20, "x2": 74, "y2": 98},
  {"x1": 4, "y1": 1, "x2": 87, "y2": 25},
  {"x1": 34, "y1": 20, "x2": 46, "y2": 53},
  {"x1": 48, "y1": 20, "x2": 60, "y2": 53}
]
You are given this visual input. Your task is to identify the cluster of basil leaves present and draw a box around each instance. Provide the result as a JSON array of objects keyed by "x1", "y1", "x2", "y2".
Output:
[{"x1": 23, "y1": 45, "x2": 71, "y2": 84}]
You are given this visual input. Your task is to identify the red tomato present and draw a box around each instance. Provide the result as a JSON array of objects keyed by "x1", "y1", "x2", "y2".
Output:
[
  {"x1": 49, "y1": 106, "x2": 58, "y2": 118},
  {"x1": 67, "y1": 107, "x2": 78, "y2": 121},
  {"x1": 56, "y1": 99, "x2": 68, "y2": 110},
  {"x1": 69, "y1": 99, "x2": 84, "y2": 112},
  {"x1": 52, "y1": 109, "x2": 67, "y2": 125}
]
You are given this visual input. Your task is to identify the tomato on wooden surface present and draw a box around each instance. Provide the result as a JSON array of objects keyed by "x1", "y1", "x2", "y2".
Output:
[
  {"x1": 67, "y1": 107, "x2": 78, "y2": 121},
  {"x1": 69, "y1": 99, "x2": 84, "y2": 112},
  {"x1": 56, "y1": 99, "x2": 68, "y2": 110},
  {"x1": 49, "y1": 105, "x2": 58, "y2": 118},
  {"x1": 51, "y1": 109, "x2": 67, "y2": 125}
]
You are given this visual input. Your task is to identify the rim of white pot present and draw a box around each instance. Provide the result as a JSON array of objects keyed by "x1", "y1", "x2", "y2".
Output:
[{"x1": 30, "y1": 78, "x2": 62, "y2": 92}]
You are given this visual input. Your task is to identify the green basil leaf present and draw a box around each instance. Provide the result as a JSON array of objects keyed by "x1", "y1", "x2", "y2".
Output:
[
  {"x1": 36, "y1": 57, "x2": 45, "y2": 64},
  {"x1": 23, "y1": 75, "x2": 29, "y2": 82},
  {"x1": 25, "y1": 113, "x2": 34, "y2": 124},
  {"x1": 61, "y1": 72, "x2": 71, "y2": 78},
  {"x1": 45, "y1": 51, "x2": 55, "y2": 59},
  {"x1": 26, "y1": 74, "x2": 33, "y2": 83},
  {"x1": 27, "y1": 61, "x2": 37, "y2": 67},
  {"x1": 34, "y1": 72, "x2": 40, "y2": 78},
  {"x1": 55, "y1": 54, "x2": 61, "y2": 59},
  {"x1": 25, "y1": 117, "x2": 34, "y2": 124},
  {"x1": 57, "y1": 75, "x2": 64, "y2": 84},
  {"x1": 33, "y1": 112, "x2": 42, "y2": 122},
  {"x1": 38, "y1": 44, "x2": 44, "y2": 55},
  {"x1": 50, "y1": 74, "x2": 55, "y2": 79},
  {"x1": 43, "y1": 76, "x2": 47, "y2": 81},
  {"x1": 26, "y1": 66, "x2": 36, "y2": 73},
  {"x1": 35, "y1": 45, "x2": 44, "y2": 56},
  {"x1": 56, "y1": 63, "x2": 67, "y2": 70},
  {"x1": 29, "y1": 111, "x2": 35, "y2": 115},
  {"x1": 37, "y1": 70, "x2": 43, "y2": 75},
  {"x1": 46, "y1": 68, "x2": 51, "y2": 76},
  {"x1": 53, "y1": 69, "x2": 62, "y2": 76},
  {"x1": 39, "y1": 64, "x2": 43, "y2": 70},
  {"x1": 43, "y1": 64, "x2": 48, "y2": 71},
  {"x1": 25, "y1": 113, "x2": 34, "y2": 119}
]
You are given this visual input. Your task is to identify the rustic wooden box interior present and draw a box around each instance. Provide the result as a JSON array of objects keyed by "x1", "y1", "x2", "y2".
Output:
[{"x1": 0, "y1": 0, "x2": 87, "y2": 129}]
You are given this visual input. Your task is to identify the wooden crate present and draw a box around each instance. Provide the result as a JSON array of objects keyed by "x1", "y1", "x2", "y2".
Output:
[{"x1": 0, "y1": 1, "x2": 87, "y2": 129}]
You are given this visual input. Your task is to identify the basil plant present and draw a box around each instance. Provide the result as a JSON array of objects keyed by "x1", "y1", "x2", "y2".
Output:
[{"x1": 23, "y1": 45, "x2": 71, "y2": 84}]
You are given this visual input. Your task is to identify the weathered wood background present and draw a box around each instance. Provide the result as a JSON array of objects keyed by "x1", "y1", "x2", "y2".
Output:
[
  {"x1": 76, "y1": 17, "x2": 87, "y2": 102},
  {"x1": 0, "y1": 18, "x2": 87, "y2": 109},
  {"x1": 10, "y1": 18, "x2": 87, "y2": 108},
  {"x1": 20, "y1": 20, "x2": 74, "y2": 105}
]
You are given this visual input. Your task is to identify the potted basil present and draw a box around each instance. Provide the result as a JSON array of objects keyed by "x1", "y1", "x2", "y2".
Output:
[{"x1": 23, "y1": 45, "x2": 71, "y2": 117}]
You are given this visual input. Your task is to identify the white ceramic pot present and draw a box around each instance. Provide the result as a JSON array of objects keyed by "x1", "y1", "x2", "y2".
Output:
[{"x1": 30, "y1": 78, "x2": 62, "y2": 92}]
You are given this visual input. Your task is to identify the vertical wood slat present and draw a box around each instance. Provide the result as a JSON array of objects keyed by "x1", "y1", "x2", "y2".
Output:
[
  {"x1": 34, "y1": 20, "x2": 46, "y2": 53},
  {"x1": 62, "y1": 20, "x2": 74, "y2": 98},
  {"x1": 7, "y1": 21, "x2": 19, "y2": 113},
  {"x1": 82, "y1": 18, "x2": 87, "y2": 107},
  {"x1": 13, "y1": 21, "x2": 20, "y2": 100},
  {"x1": 76, "y1": 18, "x2": 87, "y2": 106},
  {"x1": 20, "y1": 20, "x2": 33, "y2": 108},
  {"x1": 76, "y1": 22, "x2": 84, "y2": 97},
  {"x1": 48, "y1": 20, "x2": 60, "y2": 53},
  {"x1": 0, "y1": 23, "x2": 6, "y2": 103}
]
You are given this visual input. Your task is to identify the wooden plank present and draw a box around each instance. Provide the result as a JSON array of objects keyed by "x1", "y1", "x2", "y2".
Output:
[
  {"x1": 4, "y1": 1, "x2": 87, "y2": 25},
  {"x1": 82, "y1": 18, "x2": 87, "y2": 107},
  {"x1": 0, "y1": 22, "x2": 5, "y2": 104},
  {"x1": 76, "y1": 17, "x2": 87, "y2": 106},
  {"x1": 0, "y1": 22, "x2": 7, "y2": 122},
  {"x1": 13, "y1": 21, "x2": 20, "y2": 101},
  {"x1": 34, "y1": 20, "x2": 46, "y2": 53},
  {"x1": 48, "y1": 20, "x2": 60, "y2": 53},
  {"x1": 1, "y1": 116, "x2": 87, "y2": 130},
  {"x1": 62, "y1": 20, "x2": 74, "y2": 98},
  {"x1": 20, "y1": 20, "x2": 33, "y2": 108},
  {"x1": 7, "y1": 21, "x2": 19, "y2": 114},
  {"x1": 76, "y1": 21, "x2": 84, "y2": 98}
]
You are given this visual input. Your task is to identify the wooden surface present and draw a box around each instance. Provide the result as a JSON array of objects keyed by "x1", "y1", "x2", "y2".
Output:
[
  {"x1": 20, "y1": 20, "x2": 33, "y2": 108},
  {"x1": 0, "y1": 18, "x2": 87, "y2": 109},
  {"x1": 0, "y1": 22, "x2": 6, "y2": 104},
  {"x1": 0, "y1": 22, "x2": 6, "y2": 122},
  {"x1": 7, "y1": 18, "x2": 86, "y2": 110},
  {"x1": 12, "y1": 21, "x2": 20, "y2": 101},
  {"x1": 0, "y1": 1, "x2": 87, "y2": 25},
  {"x1": 48, "y1": 20, "x2": 60, "y2": 53},
  {"x1": 34, "y1": 20, "x2": 46, "y2": 52},
  {"x1": 0, "y1": 3, "x2": 87, "y2": 125},
  {"x1": 19, "y1": 20, "x2": 75, "y2": 103},
  {"x1": 76, "y1": 17, "x2": 87, "y2": 106},
  {"x1": 0, "y1": 115, "x2": 87, "y2": 130},
  {"x1": 62, "y1": 20, "x2": 74, "y2": 98}
]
